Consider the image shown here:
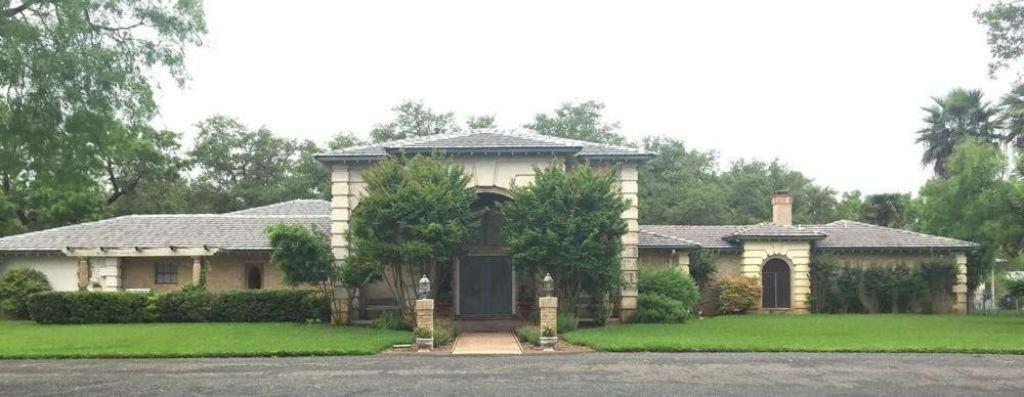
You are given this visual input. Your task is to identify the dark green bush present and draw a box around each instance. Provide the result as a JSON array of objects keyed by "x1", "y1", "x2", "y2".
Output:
[
  {"x1": 155, "y1": 290, "x2": 213, "y2": 322},
  {"x1": 688, "y1": 250, "x2": 718, "y2": 285},
  {"x1": 809, "y1": 254, "x2": 841, "y2": 313},
  {"x1": 638, "y1": 267, "x2": 700, "y2": 311},
  {"x1": 836, "y1": 265, "x2": 865, "y2": 313},
  {"x1": 0, "y1": 268, "x2": 52, "y2": 319},
  {"x1": 28, "y1": 292, "x2": 150, "y2": 324},
  {"x1": 632, "y1": 293, "x2": 689, "y2": 323},
  {"x1": 209, "y1": 290, "x2": 329, "y2": 323},
  {"x1": 370, "y1": 310, "x2": 411, "y2": 330}
]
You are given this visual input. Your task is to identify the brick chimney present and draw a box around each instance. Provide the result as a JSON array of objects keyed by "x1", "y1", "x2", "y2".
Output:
[{"x1": 772, "y1": 190, "x2": 793, "y2": 225}]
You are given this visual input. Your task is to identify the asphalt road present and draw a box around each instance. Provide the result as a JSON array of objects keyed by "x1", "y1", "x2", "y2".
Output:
[{"x1": 0, "y1": 352, "x2": 1022, "y2": 396}]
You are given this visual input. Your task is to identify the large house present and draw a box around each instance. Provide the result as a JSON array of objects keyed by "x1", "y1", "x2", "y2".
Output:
[{"x1": 0, "y1": 129, "x2": 976, "y2": 318}]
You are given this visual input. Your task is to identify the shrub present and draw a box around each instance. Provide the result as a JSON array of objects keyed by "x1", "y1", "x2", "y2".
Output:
[
  {"x1": 155, "y1": 290, "x2": 213, "y2": 322},
  {"x1": 808, "y1": 254, "x2": 841, "y2": 313},
  {"x1": 688, "y1": 250, "x2": 718, "y2": 285},
  {"x1": 413, "y1": 327, "x2": 432, "y2": 339},
  {"x1": 715, "y1": 276, "x2": 760, "y2": 314},
  {"x1": 371, "y1": 310, "x2": 411, "y2": 331},
  {"x1": 28, "y1": 292, "x2": 150, "y2": 324},
  {"x1": 516, "y1": 325, "x2": 540, "y2": 346},
  {"x1": 0, "y1": 268, "x2": 52, "y2": 319},
  {"x1": 638, "y1": 267, "x2": 700, "y2": 311},
  {"x1": 208, "y1": 290, "x2": 329, "y2": 323},
  {"x1": 863, "y1": 264, "x2": 916, "y2": 313},
  {"x1": 1006, "y1": 277, "x2": 1024, "y2": 298},
  {"x1": 433, "y1": 319, "x2": 458, "y2": 346},
  {"x1": 836, "y1": 265, "x2": 865, "y2": 313},
  {"x1": 556, "y1": 311, "x2": 577, "y2": 334},
  {"x1": 916, "y1": 257, "x2": 958, "y2": 313},
  {"x1": 632, "y1": 293, "x2": 689, "y2": 323}
]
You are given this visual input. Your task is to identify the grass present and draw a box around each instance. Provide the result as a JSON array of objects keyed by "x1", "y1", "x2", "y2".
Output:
[
  {"x1": 0, "y1": 321, "x2": 410, "y2": 359},
  {"x1": 563, "y1": 314, "x2": 1024, "y2": 354}
]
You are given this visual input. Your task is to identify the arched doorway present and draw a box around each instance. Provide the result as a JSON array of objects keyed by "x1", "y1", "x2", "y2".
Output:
[
  {"x1": 761, "y1": 258, "x2": 791, "y2": 309},
  {"x1": 458, "y1": 192, "x2": 514, "y2": 316},
  {"x1": 246, "y1": 265, "x2": 263, "y2": 290}
]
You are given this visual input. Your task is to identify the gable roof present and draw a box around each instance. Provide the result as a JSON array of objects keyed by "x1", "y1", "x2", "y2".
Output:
[
  {"x1": 727, "y1": 222, "x2": 827, "y2": 241},
  {"x1": 315, "y1": 128, "x2": 654, "y2": 162},
  {"x1": 0, "y1": 200, "x2": 331, "y2": 253}
]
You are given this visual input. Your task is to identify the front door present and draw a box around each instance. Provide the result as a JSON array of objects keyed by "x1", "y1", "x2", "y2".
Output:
[
  {"x1": 761, "y1": 259, "x2": 791, "y2": 309},
  {"x1": 459, "y1": 255, "x2": 513, "y2": 315}
]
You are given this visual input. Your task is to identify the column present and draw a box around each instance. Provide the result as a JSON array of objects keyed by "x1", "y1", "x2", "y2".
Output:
[
  {"x1": 618, "y1": 164, "x2": 640, "y2": 321},
  {"x1": 76, "y1": 257, "x2": 90, "y2": 290},
  {"x1": 538, "y1": 296, "x2": 558, "y2": 334},
  {"x1": 676, "y1": 251, "x2": 690, "y2": 274},
  {"x1": 415, "y1": 298, "x2": 434, "y2": 332},
  {"x1": 953, "y1": 253, "x2": 968, "y2": 314},
  {"x1": 331, "y1": 164, "x2": 353, "y2": 324},
  {"x1": 790, "y1": 249, "x2": 811, "y2": 314},
  {"x1": 191, "y1": 257, "x2": 202, "y2": 286}
]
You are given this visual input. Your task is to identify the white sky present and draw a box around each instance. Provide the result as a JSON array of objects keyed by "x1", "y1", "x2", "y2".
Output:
[{"x1": 154, "y1": 0, "x2": 1015, "y2": 195}]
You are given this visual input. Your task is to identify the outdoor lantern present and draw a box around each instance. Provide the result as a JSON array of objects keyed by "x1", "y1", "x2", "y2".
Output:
[
  {"x1": 542, "y1": 273, "x2": 554, "y2": 297},
  {"x1": 417, "y1": 275, "x2": 430, "y2": 300}
]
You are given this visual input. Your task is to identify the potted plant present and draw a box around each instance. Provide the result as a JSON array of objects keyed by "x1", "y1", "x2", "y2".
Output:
[
  {"x1": 413, "y1": 327, "x2": 433, "y2": 352},
  {"x1": 539, "y1": 326, "x2": 557, "y2": 351}
]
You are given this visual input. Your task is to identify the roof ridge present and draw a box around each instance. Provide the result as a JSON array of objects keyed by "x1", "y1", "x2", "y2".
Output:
[
  {"x1": 638, "y1": 229, "x2": 702, "y2": 247},
  {"x1": 494, "y1": 129, "x2": 653, "y2": 154}
]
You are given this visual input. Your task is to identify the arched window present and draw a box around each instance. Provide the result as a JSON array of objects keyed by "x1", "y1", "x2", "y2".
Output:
[
  {"x1": 761, "y1": 259, "x2": 791, "y2": 309},
  {"x1": 246, "y1": 266, "x2": 263, "y2": 290}
]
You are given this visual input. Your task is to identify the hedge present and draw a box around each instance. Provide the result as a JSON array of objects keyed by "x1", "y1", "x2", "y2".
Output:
[
  {"x1": 28, "y1": 292, "x2": 151, "y2": 324},
  {"x1": 28, "y1": 290, "x2": 330, "y2": 324},
  {"x1": 209, "y1": 290, "x2": 330, "y2": 323}
]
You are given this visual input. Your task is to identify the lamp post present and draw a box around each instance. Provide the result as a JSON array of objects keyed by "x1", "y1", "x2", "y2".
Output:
[
  {"x1": 417, "y1": 275, "x2": 430, "y2": 300},
  {"x1": 542, "y1": 273, "x2": 554, "y2": 297}
]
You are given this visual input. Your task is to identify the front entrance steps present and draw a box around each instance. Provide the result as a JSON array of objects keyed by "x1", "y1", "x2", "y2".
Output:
[
  {"x1": 451, "y1": 331, "x2": 523, "y2": 355},
  {"x1": 454, "y1": 316, "x2": 523, "y2": 333}
]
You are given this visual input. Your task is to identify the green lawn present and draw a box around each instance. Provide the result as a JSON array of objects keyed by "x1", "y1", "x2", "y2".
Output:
[
  {"x1": 563, "y1": 314, "x2": 1024, "y2": 354},
  {"x1": 0, "y1": 321, "x2": 410, "y2": 359}
]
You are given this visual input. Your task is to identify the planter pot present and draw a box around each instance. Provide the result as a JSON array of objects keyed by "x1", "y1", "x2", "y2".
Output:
[
  {"x1": 539, "y1": 336, "x2": 557, "y2": 351},
  {"x1": 416, "y1": 337, "x2": 434, "y2": 352}
]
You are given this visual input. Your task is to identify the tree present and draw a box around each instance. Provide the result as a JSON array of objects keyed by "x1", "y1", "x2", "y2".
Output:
[
  {"x1": 916, "y1": 88, "x2": 1003, "y2": 176},
  {"x1": 638, "y1": 137, "x2": 728, "y2": 225},
  {"x1": 717, "y1": 160, "x2": 839, "y2": 224},
  {"x1": 976, "y1": 1, "x2": 1024, "y2": 75},
  {"x1": 347, "y1": 155, "x2": 480, "y2": 321},
  {"x1": 915, "y1": 140, "x2": 1024, "y2": 296},
  {"x1": 860, "y1": 193, "x2": 912, "y2": 228},
  {"x1": 999, "y1": 84, "x2": 1024, "y2": 149},
  {"x1": 188, "y1": 115, "x2": 326, "y2": 212},
  {"x1": 369, "y1": 100, "x2": 461, "y2": 143},
  {"x1": 466, "y1": 115, "x2": 496, "y2": 129},
  {"x1": 836, "y1": 191, "x2": 864, "y2": 221},
  {"x1": 0, "y1": 268, "x2": 51, "y2": 319},
  {"x1": 525, "y1": 101, "x2": 627, "y2": 145},
  {"x1": 501, "y1": 165, "x2": 628, "y2": 318},
  {"x1": 328, "y1": 132, "x2": 366, "y2": 151},
  {"x1": 0, "y1": 0, "x2": 205, "y2": 233},
  {"x1": 266, "y1": 223, "x2": 344, "y2": 323}
]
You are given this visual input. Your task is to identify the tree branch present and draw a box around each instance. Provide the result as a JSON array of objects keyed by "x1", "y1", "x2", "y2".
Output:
[{"x1": 4, "y1": 1, "x2": 37, "y2": 17}]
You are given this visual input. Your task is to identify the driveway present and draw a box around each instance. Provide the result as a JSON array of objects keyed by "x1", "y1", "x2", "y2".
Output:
[{"x1": 0, "y1": 353, "x2": 1021, "y2": 396}]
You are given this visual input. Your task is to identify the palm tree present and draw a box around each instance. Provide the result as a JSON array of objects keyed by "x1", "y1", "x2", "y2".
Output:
[
  {"x1": 916, "y1": 88, "x2": 1003, "y2": 176},
  {"x1": 999, "y1": 84, "x2": 1024, "y2": 149}
]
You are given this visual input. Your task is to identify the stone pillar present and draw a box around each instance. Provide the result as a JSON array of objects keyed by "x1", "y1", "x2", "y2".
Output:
[
  {"x1": 953, "y1": 253, "x2": 968, "y2": 314},
  {"x1": 330, "y1": 164, "x2": 352, "y2": 260},
  {"x1": 538, "y1": 296, "x2": 558, "y2": 335},
  {"x1": 790, "y1": 251, "x2": 811, "y2": 314},
  {"x1": 676, "y1": 251, "x2": 691, "y2": 275},
  {"x1": 415, "y1": 298, "x2": 434, "y2": 332},
  {"x1": 191, "y1": 257, "x2": 202, "y2": 286},
  {"x1": 76, "y1": 257, "x2": 90, "y2": 290},
  {"x1": 618, "y1": 164, "x2": 640, "y2": 321}
]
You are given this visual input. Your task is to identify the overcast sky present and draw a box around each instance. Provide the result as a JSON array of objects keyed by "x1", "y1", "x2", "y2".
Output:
[{"x1": 154, "y1": 0, "x2": 1014, "y2": 195}]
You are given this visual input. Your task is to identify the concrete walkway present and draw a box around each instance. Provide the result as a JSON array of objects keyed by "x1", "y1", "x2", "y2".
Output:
[{"x1": 451, "y1": 331, "x2": 522, "y2": 355}]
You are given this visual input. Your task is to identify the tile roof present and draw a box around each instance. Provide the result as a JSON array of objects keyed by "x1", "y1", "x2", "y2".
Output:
[
  {"x1": 0, "y1": 200, "x2": 331, "y2": 253},
  {"x1": 315, "y1": 128, "x2": 653, "y2": 161},
  {"x1": 806, "y1": 220, "x2": 978, "y2": 251},
  {"x1": 227, "y1": 200, "x2": 331, "y2": 216},
  {"x1": 637, "y1": 229, "x2": 701, "y2": 248},
  {"x1": 728, "y1": 222, "x2": 827, "y2": 241},
  {"x1": 638, "y1": 221, "x2": 976, "y2": 252}
]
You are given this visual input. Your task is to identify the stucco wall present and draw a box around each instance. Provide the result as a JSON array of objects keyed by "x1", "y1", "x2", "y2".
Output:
[
  {"x1": 0, "y1": 255, "x2": 79, "y2": 291},
  {"x1": 122, "y1": 254, "x2": 288, "y2": 292}
]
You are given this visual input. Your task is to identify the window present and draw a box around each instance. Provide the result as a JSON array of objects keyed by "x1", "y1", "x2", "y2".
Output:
[{"x1": 154, "y1": 262, "x2": 178, "y2": 284}]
